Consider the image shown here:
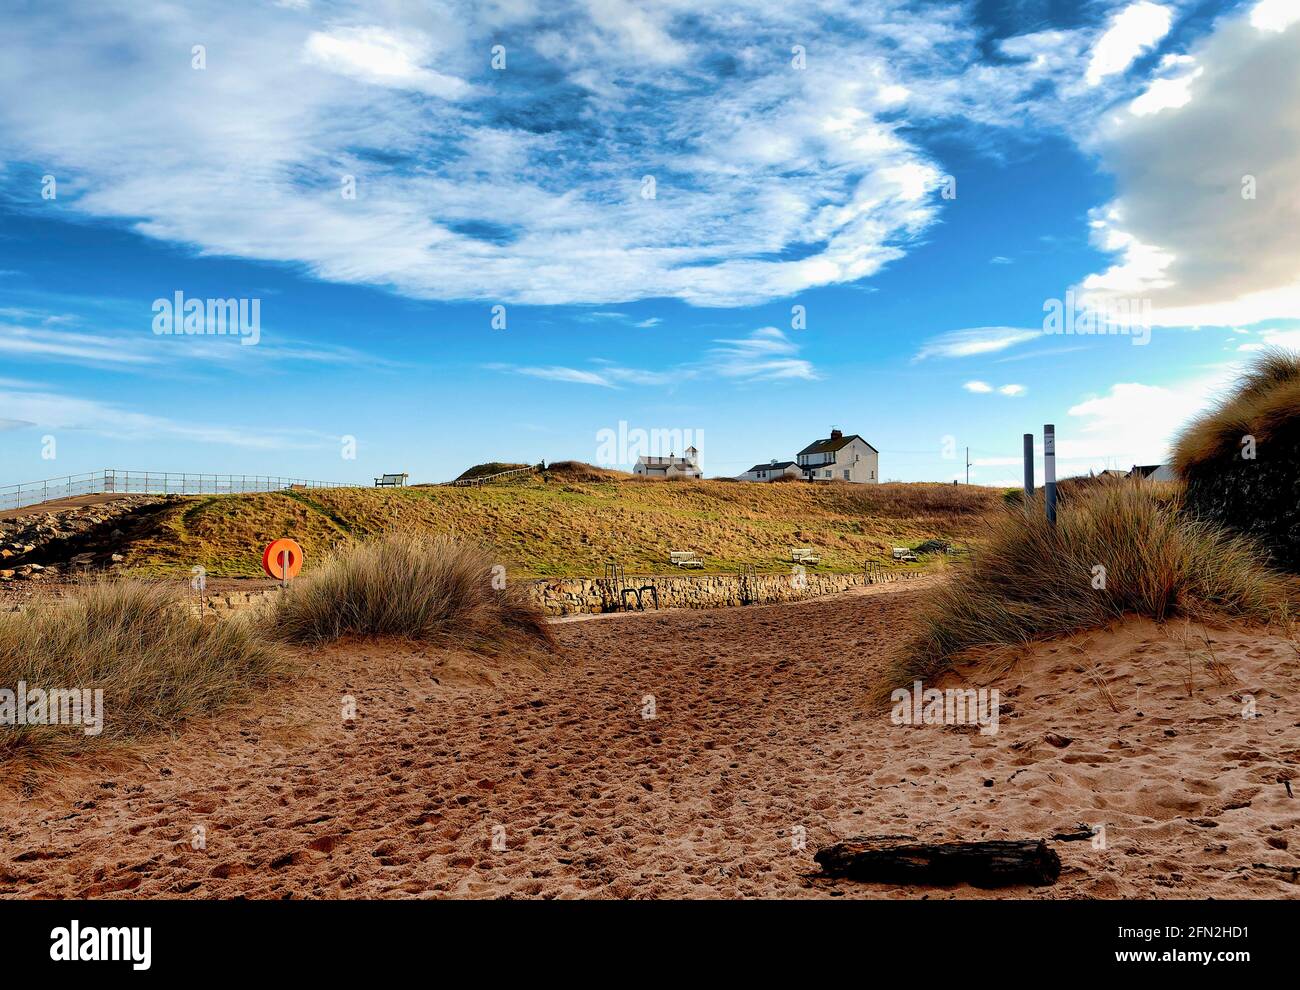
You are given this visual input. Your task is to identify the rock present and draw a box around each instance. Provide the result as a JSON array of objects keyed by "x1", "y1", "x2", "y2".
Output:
[
  {"x1": 0, "y1": 569, "x2": 14, "y2": 580},
  {"x1": 110, "y1": 553, "x2": 125, "y2": 563},
  {"x1": 1044, "y1": 732, "x2": 1073, "y2": 748}
]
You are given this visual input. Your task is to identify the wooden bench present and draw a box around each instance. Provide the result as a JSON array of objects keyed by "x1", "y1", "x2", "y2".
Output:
[
  {"x1": 791, "y1": 547, "x2": 820, "y2": 566},
  {"x1": 670, "y1": 550, "x2": 704, "y2": 569},
  {"x1": 374, "y1": 473, "x2": 409, "y2": 488}
]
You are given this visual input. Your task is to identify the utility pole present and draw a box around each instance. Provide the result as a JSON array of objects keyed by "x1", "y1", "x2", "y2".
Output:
[{"x1": 965, "y1": 446, "x2": 970, "y2": 485}]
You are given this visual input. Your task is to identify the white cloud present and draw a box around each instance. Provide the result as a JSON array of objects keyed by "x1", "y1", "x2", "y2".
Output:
[
  {"x1": 1081, "y1": 6, "x2": 1300, "y2": 327},
  {"x1": 915, "y1": 327, "x2": 1039, "y2": 360},
  {"x1": 1128, "y1": 65, "x2": 1202, "y2": 115},
  {"x1": 0, "y1": 1, "x2": 987, "y2": 309},
  {"x1": 1251, "y1": 0, "x2": 1300, "y2": 33},
  {"x1": 303, "y1": 27, "x2": 471, "y2": 100},
  {"x1": 964, "y1": 379, "x2": 1024, "y2": 396},
  {"x1": 1242, "y1": 327, "x2": 1300, "y2": 352},
  {"x1": 1086, "y1": 3, "x2": 1174, "y2": 86},
  {"x1": 1060, "y1": 367, "x2": 1236, "y2": 470}
]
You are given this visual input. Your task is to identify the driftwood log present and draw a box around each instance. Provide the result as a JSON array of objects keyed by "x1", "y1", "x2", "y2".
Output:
[{"x1": 814, "y1": 835, "x2": 1061, "y2": 888}]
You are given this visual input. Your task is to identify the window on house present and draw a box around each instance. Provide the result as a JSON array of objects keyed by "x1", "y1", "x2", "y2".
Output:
[
  {"x1": 824, "y1": 470, "x2": 831, "y2": 478},
  {"x1": 843, "y1": 470, "x2": 850, "y2": 480}
]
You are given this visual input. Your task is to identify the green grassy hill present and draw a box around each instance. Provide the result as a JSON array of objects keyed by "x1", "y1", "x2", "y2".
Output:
[{"x1": 119, "y1": 468, "x2": 1002, "y2": 578}]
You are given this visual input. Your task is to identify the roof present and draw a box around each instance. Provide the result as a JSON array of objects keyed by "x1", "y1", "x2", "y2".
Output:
[
  {"x1": 797, "y1": 433, "x2": 877, "y2": 457},
  {"x1": 744, "y1": 461, "x2": 796, "y2": 473},
  {"x1": 637, "y1": 455, "x2": 695, "y2": 465},
  {"x1": 1130, "y1": 463, "x2": 1176, "y2": 481}
]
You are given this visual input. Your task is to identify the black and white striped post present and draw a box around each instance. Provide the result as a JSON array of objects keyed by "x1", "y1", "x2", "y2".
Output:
[
  {"x1": 1022, "y1": 433, "x2": 1034, "y2": 500},
  {"x1": 1044, "y1": 424, "x2": 1057, "y2": 526}
]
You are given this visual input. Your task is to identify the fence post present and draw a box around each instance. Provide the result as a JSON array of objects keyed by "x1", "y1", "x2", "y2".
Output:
[
  {"x1": 1044, "y1": 424, "x2": 1057, "y2": 526},
  {"x1": 1022, "y1": 433, "x2": 1034, "y2": 500}
]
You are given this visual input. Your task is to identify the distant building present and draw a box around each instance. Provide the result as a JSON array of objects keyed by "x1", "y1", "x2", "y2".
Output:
[
  {"x1": 796, "y1": 429, "x2": 878, "y2": 483},
  {"x1": 737, "y1": 459, "x2": 802, "y2": 482},
  {"x1": 1128, "y1": 463, "x2": 1176, "y2": 482},
  {"x1": 634, "y1": 445, "x2": 702, "y2": 479}
]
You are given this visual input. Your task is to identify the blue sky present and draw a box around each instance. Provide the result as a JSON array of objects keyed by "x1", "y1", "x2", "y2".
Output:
[{"x1": 2, "y1": 0, "x2": 1298, "y2": 485}]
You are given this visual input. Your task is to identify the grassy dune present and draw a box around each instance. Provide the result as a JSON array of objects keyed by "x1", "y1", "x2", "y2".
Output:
[
  {"x1": 888, "y1": 481, "x2": 1292, "y2": 688},
  {"x1": 118, "y1": 472, "x2": 1001, "y2": 578},
  {"x1": 0, "y1": 581, "x2": 289, "y2": 774},
  {"x1": 272, "y1": 533, "x2": 555, "y2": 653}
]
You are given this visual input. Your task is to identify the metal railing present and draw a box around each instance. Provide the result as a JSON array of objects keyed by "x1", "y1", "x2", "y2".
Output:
[
  {"x1": 442, "y1": 466, "x2": 536, "y2": 487},
  {"x1": 0, "y1": 469, "x2": 358, "y2": 512}
]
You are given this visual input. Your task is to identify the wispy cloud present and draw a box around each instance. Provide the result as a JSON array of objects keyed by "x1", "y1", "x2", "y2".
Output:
[
  {"x1": 0, "y1": 385, "x2": 334, "y2": 450},
  {"x1": 489, "y1": 326, "x2": 816, "y2": 388},
  {"x1": 915, "y1": 327, "x2": 1039, "y2": 360},
  {"x1": 707, "y1": 327, "x2": 818, "y2": 382},
  {"x1": 0, "y1": 324, "x2": 158, "y2": 366}
]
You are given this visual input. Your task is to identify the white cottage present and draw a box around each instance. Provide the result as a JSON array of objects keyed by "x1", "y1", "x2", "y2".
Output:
[
  {"x1": 796, "y1": 429, "x2": 879, "y2": 483},
  {"x1": 737, "y1": 460, "x2": 802, "y2": 482},
  {"x1": 634, "y1": 445, "x2": 702, "y2": 479}
]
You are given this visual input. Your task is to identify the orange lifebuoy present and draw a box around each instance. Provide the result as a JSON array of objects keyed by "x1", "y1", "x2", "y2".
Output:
[{"x1": 262, "y1": 538, "x2": 304, "y2": 580}]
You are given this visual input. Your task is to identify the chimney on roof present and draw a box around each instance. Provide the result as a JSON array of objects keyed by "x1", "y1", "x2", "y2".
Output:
[{"x1": 830, "y1": 428, "x2": 843, "y2": 441}]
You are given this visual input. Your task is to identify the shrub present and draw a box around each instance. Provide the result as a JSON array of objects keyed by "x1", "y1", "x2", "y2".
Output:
[
  {"x1": 270, "y1": 532, "x2": 555, "y2": 654},
  {"x1": 0, "y1": 581, "x2": 288, "y2": 771},
  {"x1": 889, "y1": 481, "x2": 1289, "y2": 686}
]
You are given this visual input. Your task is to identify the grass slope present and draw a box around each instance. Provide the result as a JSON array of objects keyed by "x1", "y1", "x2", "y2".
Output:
[{"x1": 119, "y1": 474, "x2": 1001, "y2": 578}]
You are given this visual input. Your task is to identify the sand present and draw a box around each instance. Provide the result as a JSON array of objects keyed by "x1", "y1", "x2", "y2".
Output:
[{"x1": 2, "y1": 583, "x2": 1297, "y2": 898}]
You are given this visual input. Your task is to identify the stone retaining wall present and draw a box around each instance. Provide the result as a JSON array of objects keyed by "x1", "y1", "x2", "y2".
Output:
[{"x1": 196, "y1": 569, "x2": 921, "y2": 618}]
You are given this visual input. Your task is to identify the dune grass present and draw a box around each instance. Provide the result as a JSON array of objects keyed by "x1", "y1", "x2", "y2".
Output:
[
  {"x1": 1173, "y1": 348, "x2": 1300, "y2": 477},
  {"x1": 0, "y1": 580, "x2": 289, "y2": 774},
  {"x1": 270, "y1": 532, "x2": 555, "y2": 655},
  {"x1": 889, "y1": 481, "x2": 1291, "y2": 687}
]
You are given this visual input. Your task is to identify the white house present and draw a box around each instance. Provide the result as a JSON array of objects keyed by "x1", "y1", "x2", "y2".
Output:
[
  {"x1": 737, "y1": 460, "x2": 802, "y2": 482},
  {"x1": 796, "y1": 429, "x2": 878, "y2": 483},
  {"x1": 1128, "y1": 463, "x2": 1176, "y2": 482},
  {"x1": 634, "y1": 445, "x2": 702, "y2": 479}
]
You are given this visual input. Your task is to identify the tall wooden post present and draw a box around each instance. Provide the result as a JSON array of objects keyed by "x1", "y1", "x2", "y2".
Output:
[{"x1": 1044, "y1": 424, "x2": 1057, "y2": 526}]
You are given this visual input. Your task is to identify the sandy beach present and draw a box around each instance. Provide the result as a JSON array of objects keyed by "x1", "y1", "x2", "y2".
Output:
[{"x1": 2, "y1": 581, "x2": 1296, "y2": 899}]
